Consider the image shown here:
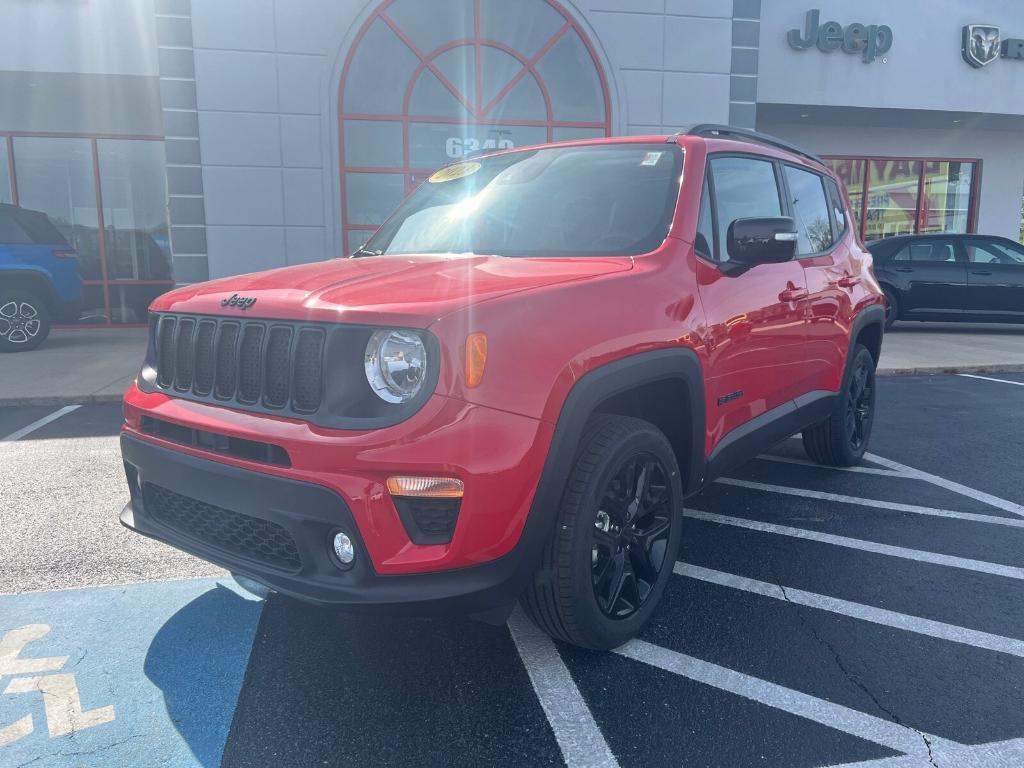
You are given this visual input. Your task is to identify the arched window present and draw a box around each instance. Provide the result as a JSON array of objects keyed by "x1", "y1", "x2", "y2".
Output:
[{"x1": 337, "y1": 0, "x2": 612, "y2": 253}]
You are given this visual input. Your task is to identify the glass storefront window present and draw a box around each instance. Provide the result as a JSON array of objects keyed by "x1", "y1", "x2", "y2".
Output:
[
  {"x1": 866, "y1": 159, "x2": 920, "y2": 239},
  {"x1": 6, "y1": 135, "x2": 172, "y2": 324},
  {"x1": 97, "y1": 140, "x2": 173, "y2": 324},
  {"x1": 0, "y1": 140, "x2": 11, "y2": 203},
  {"x1": 921, "y1": 161, "x2": 973, "y2": 234},
  {"x1": 13, "y1": 137, "x2": 104, "y2": 321},
  {"x1": 823, "y1": 155, "x2": 978, "y2": 241},
  {"x1": 338, "y1": 0, "x2": 610, "y2": 254}
]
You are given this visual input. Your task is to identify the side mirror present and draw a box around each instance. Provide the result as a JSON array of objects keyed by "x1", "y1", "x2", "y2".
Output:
[{"x1": 727, "y1": 217, "x2": 798, "y2": 266}]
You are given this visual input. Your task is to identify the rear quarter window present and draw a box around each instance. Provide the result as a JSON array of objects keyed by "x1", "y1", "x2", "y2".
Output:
[{"x1": 0, "y1": 208, "x2": 31, "y2": 245}]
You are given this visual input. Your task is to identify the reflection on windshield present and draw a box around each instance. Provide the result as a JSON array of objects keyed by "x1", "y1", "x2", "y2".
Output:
[{"x1": 363, "y1": 144, "x2": 683, "y2": 258}]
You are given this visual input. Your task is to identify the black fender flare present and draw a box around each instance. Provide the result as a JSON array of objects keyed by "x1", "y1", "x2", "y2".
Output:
[
  {"x1": 848, "y1": 303, "x2": 886, "y2": 369},
  {"x1": 508, "y1": 348, "x2": 706, "y2": 590}
]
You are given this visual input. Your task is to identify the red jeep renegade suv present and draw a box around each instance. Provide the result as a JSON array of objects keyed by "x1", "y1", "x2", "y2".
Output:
[{"x1": 120, "y1": 126, "x2": 884, "y2": 649}]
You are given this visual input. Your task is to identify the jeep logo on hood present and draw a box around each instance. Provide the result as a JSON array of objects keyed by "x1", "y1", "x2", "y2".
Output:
[{"x1": 221, "y1": 294, "x2": 257, "y2": 310}]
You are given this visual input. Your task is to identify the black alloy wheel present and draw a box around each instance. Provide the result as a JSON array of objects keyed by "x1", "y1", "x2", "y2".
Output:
[
  {"x1": 591, "y1": 455, "x2": 672, "y2": 620},
  {"x1": 520, "y1": 414, "x2": 684, "y2": 650},
  {"x1": 802, "y1": 343, "x2": 877, "y2": 467},
  {"x1": 845, "y1": 354, "x2": 874, "y2": 452}
]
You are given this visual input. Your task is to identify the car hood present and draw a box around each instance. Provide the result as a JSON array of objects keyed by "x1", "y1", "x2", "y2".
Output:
[{"x1": 151, "y1": 253, "x2": 633, "y2": 327}]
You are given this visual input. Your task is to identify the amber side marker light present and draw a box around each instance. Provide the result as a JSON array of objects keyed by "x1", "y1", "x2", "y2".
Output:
[
  {"x1": 387, "y1": 476, "x2": 465, "y2": 498},
  {"x1": 465, "y1": 332, "x2": 488, "y2": 388}
]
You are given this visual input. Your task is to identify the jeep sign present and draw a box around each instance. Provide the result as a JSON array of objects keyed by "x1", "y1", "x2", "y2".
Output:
[{"x1": 787, "y1": 9, "x2": 893, "y2": 63}]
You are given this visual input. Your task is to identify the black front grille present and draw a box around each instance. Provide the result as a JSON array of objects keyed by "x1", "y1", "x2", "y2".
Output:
[
  {"x1": 144, "y1": 482, "x2": 301, "y2": 571},
  {"x1": 153, "y1": 314, "x2": 325, "y2": 418}
]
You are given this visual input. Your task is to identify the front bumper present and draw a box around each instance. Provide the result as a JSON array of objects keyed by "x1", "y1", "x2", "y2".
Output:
[{"x1": 121, "y1": 434, "x2": 538, "y2": 615}]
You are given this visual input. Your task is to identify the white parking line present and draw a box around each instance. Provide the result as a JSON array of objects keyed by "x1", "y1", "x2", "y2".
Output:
[
  {"x1": 1, "y1": 405, "x2": 80, "y2": 442},
  {"x1": 507, "y1": 609, "x2": 619, "y2": 768},
  {"x1": 862, "y1": 451, "x2": 1024, "y2": 520},
  {"x1": 716, "y1": 477, "x2": 1024, "y2": 529},
  {"x1": 957, "y1": 373, "x2": 1024, "y2": 388},
  {"x1": 687, "y1": 510, "x2": 1024, "y2": 580},
  {"x1": 756, "y1": 454, "x2": 900, "y2": 476},
  {"x1": 824, "y1": 736, "x2": 1024, "y2": 768},
  {"x1": 616, "y1": 639, "x2": 949, "y2": 759},
  {"x1": 675, "y1": 563, "x2": 1024, "y2": 658}
]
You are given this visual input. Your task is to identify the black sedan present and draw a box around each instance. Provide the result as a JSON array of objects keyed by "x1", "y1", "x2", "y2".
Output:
[{"x1": 868, "y1": 233, "x2": 1024, "y2": 329}]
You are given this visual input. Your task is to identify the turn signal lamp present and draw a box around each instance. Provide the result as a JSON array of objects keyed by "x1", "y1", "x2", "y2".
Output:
[
  {"x1": 465, "y1": 332, "x2": 488, "y2": 388},
  {"x1": 387, "y1": 476, "x2": 465, "y2": 499}
]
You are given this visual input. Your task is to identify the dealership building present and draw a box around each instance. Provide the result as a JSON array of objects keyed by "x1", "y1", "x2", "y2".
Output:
[{"x1": 1, "y1": 0, "x2": 1022, "y2": 325}]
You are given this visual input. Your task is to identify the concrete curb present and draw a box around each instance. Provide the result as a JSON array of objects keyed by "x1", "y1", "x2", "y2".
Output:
[
  {"x1": 0, "y1": 393, "x2": 126, "y2": 407},
  {"x1": 877, "y1": 364, "x2": 1024, "y2": 377}
]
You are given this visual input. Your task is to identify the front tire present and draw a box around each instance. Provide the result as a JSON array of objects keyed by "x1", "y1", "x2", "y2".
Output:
[
  {"x1": 520, "y1": 415, "x2": 684, "y2": 650},
  {"x1": 802, "y1": 344, "x2": 877, "y2": 467},
  {"x1": 0, "y1": 288, "x2": 51, "y2": 352}
]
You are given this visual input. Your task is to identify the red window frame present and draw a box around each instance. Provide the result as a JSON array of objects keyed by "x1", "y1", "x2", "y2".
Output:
[
  {"x1": 336, "y1": 0, "x2": 613, "y2": 251},
  {"x1": 1, "y1": 130, "x2": 172, "y2": 328},
  {"x1": 822, "y1": 154, "x2": 982, "y2": 242}
]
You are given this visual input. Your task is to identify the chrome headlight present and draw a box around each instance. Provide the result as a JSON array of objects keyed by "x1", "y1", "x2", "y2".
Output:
[{"x1": 364, "y1": 329, "x2": 428, "y2": 404}]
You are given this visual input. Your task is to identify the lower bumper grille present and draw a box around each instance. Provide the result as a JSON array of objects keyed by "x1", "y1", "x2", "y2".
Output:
[{"x1": 144, "y1": 482, "x2": 301, "y2": 571}]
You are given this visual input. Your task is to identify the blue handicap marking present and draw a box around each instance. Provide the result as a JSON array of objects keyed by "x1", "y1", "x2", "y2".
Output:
[{"x1": 0, "y1": 577, "x2": 264, "y2": 767}]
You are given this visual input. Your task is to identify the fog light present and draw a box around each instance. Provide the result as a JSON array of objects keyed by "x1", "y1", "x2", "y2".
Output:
[{"x1": 332, "y1": 531, "x2": 355, "y2": 565}]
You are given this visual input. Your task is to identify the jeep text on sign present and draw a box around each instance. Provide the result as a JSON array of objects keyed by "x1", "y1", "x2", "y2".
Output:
[{"x1": 787, "y1": 9, "x2": 893, "y2": 63}]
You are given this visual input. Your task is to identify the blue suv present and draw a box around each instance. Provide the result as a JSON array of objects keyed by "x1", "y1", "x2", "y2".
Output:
[{"x1": 0, "y1": 203, "x2": 82, "y2": 351}]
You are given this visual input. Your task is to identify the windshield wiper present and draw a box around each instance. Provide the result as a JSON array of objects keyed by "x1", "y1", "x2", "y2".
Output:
[{"x1": 350, "y1": 247, "x2": 382, "y2": 258}]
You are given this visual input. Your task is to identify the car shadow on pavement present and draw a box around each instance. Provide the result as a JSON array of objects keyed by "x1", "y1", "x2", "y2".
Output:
[
  {"x1": 216, "y1": 595, "x2": 563, "y2": 768},
  {"x1": 144, "y1": 583, "x2": 263, "y2": 768}
]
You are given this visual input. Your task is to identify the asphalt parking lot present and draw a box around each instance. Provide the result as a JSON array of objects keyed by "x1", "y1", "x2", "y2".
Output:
[{"x1": 2, "y1": 373, "x2": 1024, "y2": 767}]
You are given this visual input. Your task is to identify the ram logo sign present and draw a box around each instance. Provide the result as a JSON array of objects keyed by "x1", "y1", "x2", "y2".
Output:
[{"x1": 963, "y1": 24, "x2": 1001, "y2": 68}]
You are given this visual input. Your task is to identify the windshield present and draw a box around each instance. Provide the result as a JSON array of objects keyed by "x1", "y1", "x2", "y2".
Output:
[{"x1": 361, "y1": 143, "x2": 683, "y2": 258}]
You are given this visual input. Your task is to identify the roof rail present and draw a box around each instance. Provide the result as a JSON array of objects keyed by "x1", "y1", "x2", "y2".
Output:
[{"x1": 671, "y1": 124, "x2": 824, "y2": 165}]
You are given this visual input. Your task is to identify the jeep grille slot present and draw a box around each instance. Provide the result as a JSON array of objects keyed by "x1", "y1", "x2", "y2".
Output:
[
  {"x1": 263, "y1": 326, "x2": 293, "y2": 408},
  {"x1": 173, "y1": 317, "x2": 196, "y2": 392},
  {"x1": 237, "y1": 325, "x2": 265, "y2": 404},
  {"x1": 156, "y1": 316, "x2": 176, "y2": 388},
  {"x1": 152, "y1": 313, "x2": 326, "y2": 420},
  {"x1": 193, "y1": 320, "x2": 217, "y2": 396}
]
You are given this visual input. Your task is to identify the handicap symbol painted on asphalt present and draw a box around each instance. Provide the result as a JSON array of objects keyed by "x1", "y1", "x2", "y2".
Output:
[
  {"x1": 0, "y1": 624, "x2": 115, "y2": 747},
  {"x1": 0, "y1": 577, "x2": 262, "y2": 767}
]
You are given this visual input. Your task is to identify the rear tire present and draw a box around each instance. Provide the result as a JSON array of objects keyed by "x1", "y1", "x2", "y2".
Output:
[
  {"x1": 802, "y1": 344, "x2": 876, "y2": 467},
  {"x1": 520, "y1": 414, "x2": 684, "y2": 650},
  {"x1": 882, "y1": 287, "x2": 899, "y2": 330},
  {"x1": 0, "y1": 288, "x2": 51, "y2": 352}
]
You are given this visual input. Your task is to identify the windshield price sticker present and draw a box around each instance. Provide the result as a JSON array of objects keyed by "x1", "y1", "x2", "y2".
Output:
[
  {"x1": 428, "y1": 162, "x2": 482, "y2": 183},
  {"x1": 641, "y1": 152, "x2": 663, "y2": 166}
]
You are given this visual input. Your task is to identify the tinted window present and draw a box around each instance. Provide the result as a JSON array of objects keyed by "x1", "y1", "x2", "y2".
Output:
[
  {"x1": 965, "y1": 240, "x2": 1024, "y2": 265},
  {"x1": 709, "y1": 156, "x2": 781, "y2": 262},
  {"x1": 695, "y1": 177, "x2": 714, "y2": 260},
  {"x1": 783, "y1": 165, "x2": 832, "y2": 255},
  {"x1": 892, "y1": 240, "x2": 957, "y2": 262},
  {"x1": 825, "y1": 178, "x2": 848, "y2": 237},
  {"x1": 365, "y1": 144, "x2": 683, "y2": 257},
  {"x1": 0, "y1": 208, "x2": 30, "y2": 244},
  {"x1": 8, "y1": 207, "x2": 68, "y2": 245}
]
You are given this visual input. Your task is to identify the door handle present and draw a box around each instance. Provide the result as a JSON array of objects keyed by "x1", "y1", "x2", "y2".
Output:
[
  {"x1": 778, "y1": 287, "x2": 808, "y2": 302},
  {"x1": 894, "y1": 267, "x2": 913, "y2": 273},
  {"x1": 837, "y1": 275, "x2": 861, "y2": 288},
  {"x1": 971, "y1": 270, "x2": 993, "y2": 275}
]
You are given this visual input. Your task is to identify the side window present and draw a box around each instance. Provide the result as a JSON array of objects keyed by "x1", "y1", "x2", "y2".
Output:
[
  {"x1": 695, "y1": 177, "x2": 714, "y2": 260},
  {"x1": 783, "y1": 165, "x2": 833, "y2": 255},
  {"x1": 966, "y1": 240, "x2": 1024, "y2": 265},
  {"x1": 892, "y1": 240, "x2": 957, "y2": 263},
  {"x1": 709, "y1": 156, "x2": 781, "y2": 263},
  {"x1": 825, "y1": 178, "x2": 848, "y2": 237},
  {"x1": 0, "y1": 209, "x2": 31, "y2": 245}
]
